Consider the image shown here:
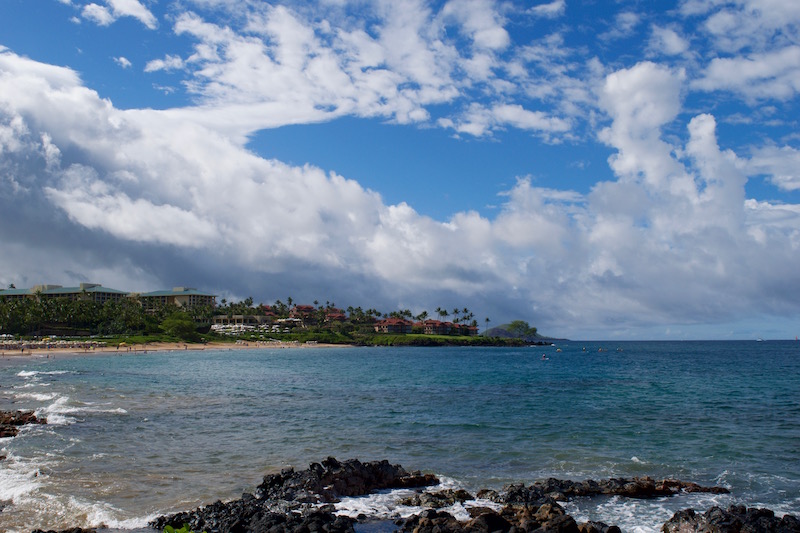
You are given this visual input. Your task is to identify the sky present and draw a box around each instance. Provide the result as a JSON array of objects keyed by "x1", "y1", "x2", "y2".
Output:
[{"x1": 1, "y1": 0, "x2": 800, "y2": 340}]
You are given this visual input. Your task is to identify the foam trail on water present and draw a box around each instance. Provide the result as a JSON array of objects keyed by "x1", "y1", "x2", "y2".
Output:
[
  {"x1": 13, "y1": 392, "x2": 58, "y2": 401},
  {"x1": 0, "y1": 452, "x2": 44, "y2": 502},
  {"x1": 16, "y1": 370, "x2": 72, "y2": 378}
]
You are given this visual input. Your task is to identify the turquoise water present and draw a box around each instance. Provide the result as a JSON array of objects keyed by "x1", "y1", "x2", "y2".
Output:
[{"x1": 1, "y1": 341, "x2": 798, "y2": 533}]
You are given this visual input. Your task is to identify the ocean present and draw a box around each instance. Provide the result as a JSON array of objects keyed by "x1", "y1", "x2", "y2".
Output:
[{"x1": 1, "y1": 341, "x2": 798, "y2": 533}]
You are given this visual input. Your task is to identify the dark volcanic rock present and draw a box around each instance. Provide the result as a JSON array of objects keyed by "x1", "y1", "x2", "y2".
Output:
[
  {"x1": 0, "y1": 410, "x2": 46, "y2": 438},
  {"x1": 464, "y1": 510, "x2": 512, "y2": 533},
  {"x1": 397, "y1": 509, "x2": 466, "y2": 533},
  {"x1": 399, "y1": 489, "x2": 474, "y2": 508},
  {"x1": 396, "y1": 503, "x2": 585, "y2": 533},
  {"x1": 31, "y1": 529, "x2": 97, "y2": 533},
  {"x1": 578, "y1": 521, "x2": 621, "y2": 533},
  {"x1": 152, "y1": 458, "x2": 438, "y2": 533},
  {"x1": 152, "y1": 500, "x2": 355, "y2": 533},
  {"x1": 662, "y1": 505, "x2": 800, "y2": 533},
  {"x1": 151, "y1": 458, "x2": 763, "y2": 533},
  {"x1": 255, "y1": 457, "x2": 439, "y2": 503},
  {"x1": 498, "y1": 477, "x2": 728, "y2": 505}
]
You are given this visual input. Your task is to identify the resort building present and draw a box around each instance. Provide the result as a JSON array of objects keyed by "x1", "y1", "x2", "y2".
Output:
[
  {"x1": 0, "y1": 283, "x2": 127, "y2": 304},
  {"x1": 135, "y1": 287, "x2": 216, "y2": 310},
  {"x1": 419, "y1": 319, "x2": 453, "y2": 335},
  {"x1": 290, "y1": 305, "x2": 318, "y2": 325},
  {"x1": 414, "y1": 319, "x2": 479, "y2": 336},
  {"x1": 374, "y1": 317, "x2": 414, "y2": 334},
  {"x1": 325, "y1": 308, "x2": 347, "y2": 322},
  {"x1": 212, "y1": 314, "x2": 272, "y2": 327}
]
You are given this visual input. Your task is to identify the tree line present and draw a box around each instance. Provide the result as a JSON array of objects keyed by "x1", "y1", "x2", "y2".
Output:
[
  {"x1": 0, "y1": 296, "x2": 214, "y2": 337},
  {"x1": 217, "y1": 296, "x2": 487, "y2": 329},
  {"x1": 0, "y1": 291, "x2": 500, "y2": 338}
]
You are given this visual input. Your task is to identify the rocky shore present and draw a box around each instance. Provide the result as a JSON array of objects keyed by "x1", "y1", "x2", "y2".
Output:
[
  {"x1": 146, "y1": 457, "x2": 800, "y2": 533},
  {"x1": 0, "y1": 409, "x2": 46, "y2": 440}
]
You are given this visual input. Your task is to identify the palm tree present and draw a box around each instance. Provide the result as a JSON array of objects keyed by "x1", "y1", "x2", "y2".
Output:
[{"x1": 485, "y1": 317, "x2": 490, "y2": 333}]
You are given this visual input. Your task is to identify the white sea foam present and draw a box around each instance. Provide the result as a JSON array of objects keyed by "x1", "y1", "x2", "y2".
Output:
[
  {"x1": 334, "y1": 481, "x2": 502, "y2": 523},
  {"x1": 335, "y1": 488, "x2": 420, "y2": 519},
  {"x1": 14, "y1": 382, "x2": 50, "y2": 389},
  {"x1": 0, "y1": 486, "x2": 155, "y2": 533},
  {"x1": 0, "y1": 452, "x2": 46, "y2": 502},
  {"x1": 68, "y1": 495, "x2": 157, "y2": 530},
  {"x1": 34, "y1": 396, "x2": 128, "y2": 426},
  {"x1": 13, "y1": 392, "x2": 58, "y2": 401},
  {"x1": 16, "y1": 370, "x2": 72, "y2": 378},
  {"x1": 562, "y1": 491, "x2": 734, "y2": 533},
  {"x1": 35, "y1": 396, "x2": 77, "y2": 425}
]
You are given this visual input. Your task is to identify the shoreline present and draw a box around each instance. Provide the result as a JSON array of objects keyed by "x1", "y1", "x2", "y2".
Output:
[{"x1": 0, "y1": 339, "x2": 350, "y2": 363}]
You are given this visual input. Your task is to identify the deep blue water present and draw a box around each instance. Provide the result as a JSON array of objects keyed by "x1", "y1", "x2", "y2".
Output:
[{"x1": 1, "y1": 341, "x2": 798, "y2": 533}]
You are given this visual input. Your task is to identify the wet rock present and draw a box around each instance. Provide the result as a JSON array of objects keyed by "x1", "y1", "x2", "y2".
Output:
[
  {"x1": 150, "y1": 459, "x2": 754, "y2": 533},
  {"x1": 482, "y1": 501, "x2": 582, "y2": 533},
  {"x1": 0, "y1": 410, "x2": 46, "y2": 438},
  {"x1": 399, "y1": 489, "x2": 474, "y2": 508},
  {"x1": 397, "y1": 509, "x2": 465, "y2": 533},
  {"x1": 536, "y1": 514, "x2": 580, "y2": 533},
  {"x1": 152, "y1": 458, "x2": 438, "y2": 533},
  {"x1": 662, "y1": 505, "x2": 800, "y2": 533},
  {"x1": 498, "y1": 477, "x2": 727, "y2": 506},
  {"x1": 500, "y1": 484, "x2": 551, "y2": 506},
  {"x1": 578, "y1": 522, "x2": 620, "y2": 533},
  {"x1": 467, "y1": 507, "x2": 497, "y2": 519},
  {"x1": 464, "y1": 510, "x2": 512, "y2": 532},
  {"x1": 476, "y1": 489, "x2": 500, "y2": 501},
  {"x1": 31, "y1": 529, "x2": 97, "y2": 533},
  {"x1": 256, "y1": 457, "x2": 439, "y2": 503}
]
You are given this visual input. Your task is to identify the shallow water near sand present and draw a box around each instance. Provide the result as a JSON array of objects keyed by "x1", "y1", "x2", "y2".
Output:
[{"x1": 1, "y1": 341, "x2": 799, "y2": 533}]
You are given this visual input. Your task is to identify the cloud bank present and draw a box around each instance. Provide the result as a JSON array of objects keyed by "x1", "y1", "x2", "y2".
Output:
[{"x1": 2, "y1": 0, "x2": 800, "y2": 339}]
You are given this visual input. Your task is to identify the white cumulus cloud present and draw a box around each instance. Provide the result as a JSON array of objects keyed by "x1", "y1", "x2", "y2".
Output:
[
  {"x1": 82, "y1": 0, "x2": 157, "y2": 28},
  {"x1": 3, "y1": 46, "x2": 800, "y2": 338},
  {"x1": 529, "y1": 0, "x2": 566, "y2": 19}
]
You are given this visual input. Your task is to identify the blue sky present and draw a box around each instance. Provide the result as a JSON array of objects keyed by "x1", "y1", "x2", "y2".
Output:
[{"x1": 1, "y1": 0, "x2": 800, "y2": 339}]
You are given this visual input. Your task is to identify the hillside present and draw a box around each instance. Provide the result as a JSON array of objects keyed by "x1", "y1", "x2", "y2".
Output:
[{"x1": 484, "y1": 321, "x2": 563, "y2": 343}]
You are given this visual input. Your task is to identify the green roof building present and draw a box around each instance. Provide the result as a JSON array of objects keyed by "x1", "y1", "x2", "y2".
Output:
[
  {"x1": 136, "y1": 287, "x2": 216, "y2": 309},
  {"x1": 0, "y1": 283, "x2": 127, "y2": 304}
]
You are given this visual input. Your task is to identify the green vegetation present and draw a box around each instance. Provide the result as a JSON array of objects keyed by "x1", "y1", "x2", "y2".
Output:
[
  {"x1": 507, "y1": 320, "x2": 538, "y2": 338},
  {"x1": 0, "y1": 295, "x2": 213, "y2": 339},
  {"x1": 163, "y1": 524, "x2": 206, "y2": 533},
  {"x1": 159, "y1": 311, "x2": 201, "y2": 342},
  {"x1": 357, "y1": 334, "x2": 528, "y2": 347},
  {"x1": 0, "y1": 291, "x2": 548, "y2": 346}
]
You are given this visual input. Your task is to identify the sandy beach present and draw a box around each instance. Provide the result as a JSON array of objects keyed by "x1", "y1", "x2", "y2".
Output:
[{"x1": 0, "y1": 338, "x2": 349, "y2": 361}]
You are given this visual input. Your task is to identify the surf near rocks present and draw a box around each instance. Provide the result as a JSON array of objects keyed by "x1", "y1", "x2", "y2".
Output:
[
  {"x1": 151, "y1": 457, "x2": 438, "y2": 533},
  {"x1": 151, "y1": 458, "x2": 797, "y2": 533},
  {"x1": 394, "y1": 477, "x2": 730, "y2": 533},
  {"x1": 0, "y1": 409, "x2": 46, "y2": 440},
  {"x1": 497, "y1": 476, "x2": 730, "y2": 503},
  {"x1": 662, "y1": 505, "x2": 800, "y2": 533}
]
